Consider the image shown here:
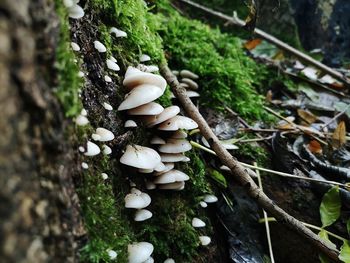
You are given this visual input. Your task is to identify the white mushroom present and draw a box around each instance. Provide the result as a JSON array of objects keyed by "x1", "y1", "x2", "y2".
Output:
[
  {"x1": 134, "y1": 209, "x2": 153, "y2": 221},
  {"x1": 144, "y1": 106, "x2": 180, "y2": 127},
  {"x1": 140, "y1": 54, "x2": 151, "y2": 62},
  {"x1": 123, "y1": 66, "x2": 166, "y2": 92},
  {"x1": 192, "y1": 217, "x2": 206, "y2": 228},
  {"x1": 104, "y1": 75, "x2": 112, "y2": 82},
  {"x1": 93, "y1": 40, "x2": 107, "y2": 53},
  {"x1": 186, "y1": 91, "x2": 200, "y2": 98},
  {"x1": 63, "y1": 0, "x2": 74, "y2": 8},
  {"x1": 154, "y1": 163, "x2": 174, "y2": 175},
  {"x1": 127, "y1": 102, "x2": 164, "y2": 115},
  {"x1": 120, "y1": 145, "x2": 161, "y2": 169},
  {"x1": 107, "y1": 249, "x2": 118, "y2": 260},
  {"x1": 95, "y1": 127, "x2": 115, "y2": 142},
  {"x1": 70, "y1": 42, "x2": 80, "y2": 51},
  {"x1": 110, "y1": 27, "x2": 127, "y2": 38},
  {"x1": 128, "y1": 242, "x2": 154, "y2": 263},
  {"x1": 180, "y1": 70, "x2": 199, "y2": 79},
  {"x1": 103, "y1": 102, "x2": 113, "y2": 111},
  {"x1": 153, "y1": 169, "x2": 189, "y2": 184},
  {"x1": 107, "y1": 59, "x2": 120, "y2": 71},
  {"x1": 170, "y1": 130, "x2": 188, "y2": 139},
  {"x1": 154, "y1": 162, "x2": 166, "y2": 172},
  {"x1": 92, "y1": 133, "x2": 101, "y2": 141},
  {"x1": 102, "y1": 145, "x2": 112, "y2": 155},
  {"x1": 199, "y1": 236, "x2": 211, "y2": 246},
  {"x1": 81, "y1": 162, "x2": 89, "y2": 169},
  {"x1": 138, "y1": 168, "x2": 154, "y2": 174},
  {"x1": 145, "y1": 180, "x2": 156, "y2": 190},
  {"x1": 164, "y1": 259, "x2": 175, "y2": 263},
  {"x1": 125, "y1": 120, "x2": 138, "y2": 128},
  {"x1": 81, "y1": 108, "x2": 87, "y2": 116},
  {"x1": 68, "y1": 4, "x2": 84, "y2": 19},
  {"x1": 145, "y1": 65, "x2": 159, "y2": 73},
  {"x1": 200, "y1": 201, "x2": 208, "y2": 208},
  {"x1": 76, "y1": 115, "x2": 89, "y2": 126},
  {"x1": 101, "y1": 173, "x2": 109, "y2": 180},
  {"x1": 125, "y1": 192, "x2": 151, "y2": 209},
  {"x1": 110, "y1": 56, "x2": 117, "y2": 63},
  {"x1": 78, "y1": 146, "x2": 85, "y2": 152},
  {"x1": 118, "y1": 84, "x2": 163, "y2": 111},
  {"x1": 78, "y1": 71, "x2": 85, "y2": 77},
  {"x1": 158, "y1": 116, "x2": 198, "y2": 131},
  {"x1": 158, "y1": 139, "x2": 192, "y2": 153},
  {"x1": 84, "y1": 141, "x2": 100, "y2": 156},
  {"x1": 160, "y1": 153, "x2": 189, "y2": 163},
  {"x1": 203, "y1": 194, "x2": 218, "y2": 203},
  {"x1": 181, "y1": 78, "x2": 198, "y2": 90},
  {"x1": 150, "y1": 136, "x2": 166, "y2": 145},
  {"x1": 158, "y1": 181, "x2": 185, "y2": 190}
]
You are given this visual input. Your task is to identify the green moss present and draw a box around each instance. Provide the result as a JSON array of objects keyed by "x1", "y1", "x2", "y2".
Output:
[{"x1": 55, "y1": 0, "x2": 83, "y2": 117}]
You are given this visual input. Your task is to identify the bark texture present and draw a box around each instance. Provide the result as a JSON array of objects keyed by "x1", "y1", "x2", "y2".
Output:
[{"x1": 0, "y1": 0, "x2": 85, "y2": 262}]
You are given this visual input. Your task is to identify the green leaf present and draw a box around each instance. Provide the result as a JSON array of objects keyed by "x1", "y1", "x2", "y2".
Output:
[
  {"x1": 320, "y1": 186, "x2": 341, "y2": 227},
  {"x1": 318, "y1": 230, "x2": 337, "y2": 263},
  {"x1": 208, "y1": 169, "x2": 227, "y2": 188},
  {"x1": 339, "y1": 240, "x2": 350, "y2": 263}
]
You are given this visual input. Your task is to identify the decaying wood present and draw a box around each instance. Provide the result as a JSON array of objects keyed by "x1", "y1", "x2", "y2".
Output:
[
  {"x1": 177, "y1": 0, "x2": 350, "y2": 86},
  {"x1": 160, "y1": 64, "x2": 341, "y2": 262}
]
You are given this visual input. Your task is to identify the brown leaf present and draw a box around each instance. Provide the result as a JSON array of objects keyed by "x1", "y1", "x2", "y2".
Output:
[
  {"x1": 308, "y1": 140, "x2": 323, "y2": 154},
  {"x1": 297, "y1": 109, "x2": 317, "y2": 124},
  {"x1": 266, "y1": 90, "x2": 272, "y2": 102},
  {"x1": 332, "y1": 121, "x2": 346, "y2": 148},
  {"x1": 244, "y1": 38, "x2": 262, "y2": 50}
]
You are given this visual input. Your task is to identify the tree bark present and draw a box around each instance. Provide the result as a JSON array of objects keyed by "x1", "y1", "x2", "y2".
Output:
[{"x1": 0, "y1": 0, "x2": 85, "y2": 262}]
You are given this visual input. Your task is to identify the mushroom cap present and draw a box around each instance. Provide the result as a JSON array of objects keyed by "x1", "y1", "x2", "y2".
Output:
[
  {"x1": 120, "y1": 145, "x2": 161, "y2": 169},
  {"x1": 200, "y1": 201, "x2": 208, "y2": 208},
  {"x1": 125, "y1": 120, "x2": 138, "y2": 128},
  {"x1": 153, "y1": 169, "x2": 189, "y2": 184},
  {"x1": 144, "y1": 106, "x2": 180, "y2": 127},
  {"x1": 199, "y1": 236, "x2": 211, "y2": 246},
  {"x1": 140, "y1": 54, "x2": 151, "y2": 62},
  {"x1": 150, "y1": 136, "x2": 166, "y2": 145},
  {"x1": 93, "y1": 40, "x2": 106, "y2": 52},
  {"x1": 154, "y1": 162, "x2": 166, "y2": 172},
  {"x1": 118, "y1": 84, "x2": 163, "y2": 111},
  {"x1": 146, "y1": 65, "x2": 159, "y2": 73},
  {"x1": 127, "y1": 102, "x2": 164, "y2": 116},
  {"x1": 186, "y1": 90, "x2": 200, "y2": 98},
  {"x1": 158, "y1": 139, "x2": 192, "y2": 154},
  {"x1": 68, "y1": 4, "x2": 84, "y2": 19},
  {"x1": 130, "y1": 188, "x2": 142, "y2": 195},
  {"x1": 145, "y1": 180, "x2": 156, "y2": 190},
  {"x1": 203, "y1": 194, "x2": 218, "y2": 203},
  {"x1": 104, "y1": 75, "x2": 112, "y2": 82},
  {"x1": 101, "y1": 173, "x2": 109, "y2": 180},
  {"x1": 102, "y1": 145, "x2": 112, "y2": 155},
  {"x1": 138, "y1": 168, "x2": 154, "y2": 174},
  {"x1": 134, "y1": 209, "x2": 153, "y2": 221},
  {"x1": 181, "y1": 78, "x2": 199, "y2": 90},
  {"x1": 70, "y1": 42, "x2": 80, "y2": 51},
  {"x1": 164, "y1": 259, "x2": 175, "y2": 263},
  {"x1": 143, "y1": 257, "x2": 154, "y2": 263},
  {"x1": 84, "y1": 141, "x2": 101, "y2": 156},
  {"x1": 76, "y1": 115, "x2": 89, "y2": 126},
  {"x1": 110, "y1": 27, "x2": 127, "y2": 37},
  {"x1": 107, "y1": 249, "x2": 118, "y2": 260},
  {"x1": 128, "y1": 242, "x2": 154, "y2": 263},
  {"x1": 170, "y1": 130, "x2": 188, "y2": 139},
  {"x1": 107, "y1": 59, "x2": 120, "y2": 71},
  {"x1": 125, "y1": 191, "x2": 151, "y2": 209},
  {"x1": 103, "y1": 102, "x2": 113, "y2": 110},
  {"x1": 180, "y1": 69, "x2": 199, "y2": 79},
  {"x1": 123, "y1": 67, "x2": 166, "y2": 92},
  {"x1": 160, "y1": 153, "x2": 189, "y2": 163},
  {"x1": 192, "y1": 217, "x2": 206, "y2": 228},
  {"x1": 158, "y1": 181, "x2": 185, "y2": 190},
  {"x1": 95, "y1": 127, "x2": 115, "y2": 142},
  {"x1": 158, "y1": 116, "x2": 198, "y2": 131},
  {"x1": 154, "y1": 163, "x2": 174, "y2": 175}
]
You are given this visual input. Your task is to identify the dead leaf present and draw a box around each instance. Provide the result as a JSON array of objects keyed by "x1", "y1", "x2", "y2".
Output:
[
  {"x1": 266, "y1": 90, "x2": 272, "y2": 102},
  {"x1": 297, "y1": 109, "x2": 317, "y2": 124},
  {"x1": 244, "y1": 38, "x2": 262, "y2": 50},
  {"x1": 308, "y1": 140, "x2": 323, "y2": 154},
  {"x1": 332, "y1": 121, "x2": 346, "y2": 148},
  {"x1": 243, "y1": 0, "x2": 258, "y2": 32}
]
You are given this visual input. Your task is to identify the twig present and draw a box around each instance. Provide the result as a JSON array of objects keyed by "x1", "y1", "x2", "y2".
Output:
[
  {"x1": 255, "y1": 162, "x2": 275, "y2": 263},
  {"x1": 322, "y1": 104, "x2": 350, "y2": 131},
  {"x1": 177, "y1": 0, "x2": 350, "y2": 86},
  {"x1": 190, "y1": 140, "x2": 348, "y2": 188},
  {"x1": 260, "y1": 217, "x2": 347, "y2": 242},
  {"x1": 160, "y1": 63, "x2": 341, "y2": 262}
]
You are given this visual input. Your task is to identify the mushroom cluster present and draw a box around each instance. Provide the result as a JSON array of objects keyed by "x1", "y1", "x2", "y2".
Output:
[{"x1": 171, "y1": 69, "x2": 200, "y2": 98}]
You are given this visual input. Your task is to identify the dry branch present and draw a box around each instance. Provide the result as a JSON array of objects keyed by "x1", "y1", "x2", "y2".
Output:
[
  {"x1": 160, "y1": 64, "x2": 341, "y2": 262},
  {"x1": 177, "y1": 0, "x2": 350, "y2": 86}
]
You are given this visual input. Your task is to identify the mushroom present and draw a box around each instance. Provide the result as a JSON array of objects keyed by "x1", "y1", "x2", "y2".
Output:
[
  {"x1": 145, "y1": 180, "x2": 157, "y2": 190},
  {"x1": 153, "y1": 169, "x2": 189, "y2": 184},
  {"x1": 170, "y1": 130, "x2": 188, "y2": 139},
  {"x1": 158, "y1": 139, "x2": 192, "y2": 153},
  {"x1": 78, "y1": 71, "x2": 85, "y2": 77},
  {"x1": 102, "y1": 145, "x2": 112, "y2": 155},
  {"x1": 124, "y1": 191, "x2": 151, "y2": 209},
  {"x1": 164, "y1": 259, "x2": 175, "y2": 263},
  {"x1": 104, "y1": 75, "x2": 112, "y2": 82},
  {"x1": 145, "y1": 65, "x2": 159, "y2": 73},
  {"x1": 127, "y1": 102, "x2": 164, "y2": 116},
  {"x1": 103, "y1": 102, "x2": 113, "y2": 111},
  {"x1": 76, "y1": 115, "x2": 89, "y2": 126},
  {"x1": 172, "y1": 70, "x2": 179, "y2": 76},
  {"x1": 134, "y1": 209, "x2": 153, "y2": 221},
  {"x1": 63, "y1": 0, "x2": 74, "y2": 8},
  {"x1": 154, "y1": 163, "x2": 174, "y2": 175},
  {"x1": 192, "y1": 217, "x2": 206, "y2": 228},
  {"x1": 125, "y1": 120, "x2": 138, "y2": 128},
  {"x1": 203, "y1": 194, "x2": 218, "y2": 203},
  {"x1": 140, "y1": 54, "x2": 151, "y2": 62},
  {"x1": 107, "y1": 59, "x2": 120, "y2": 71},
  {"x1": 144, "y1": 106, "x2": 180, "y2": 127},
  {"x1": 143, "y1": 257, "x2": 154, "y2": 263},
  {"x1": 81, "y1": 108, "x2": 87, "y2": 116},
  {"x1": 200, "y1": 201, "x2": 208, "y2": 208},
  {"x1": 123, "y1": 67, "x2": 166, "y2": 92},
  {"x1": 150, "y1": 136, "x2": 166, "y2": 145},
  {"x1": 81, "y1": 162, "x2": 89, "y2": 169},
  {"x1": 93, "y1": 40, "x2": 107, "y2": 53},
  {"x1": 78, "y1": 146, "x2": 85, "y2": 152},
  {"x1": 186, "y1": 91, "x2": 200, "y2": 98},
  {"x1": 84, "y1": 141, "x2": 100, "y2": 156},
  {"x1": 158, "y1": 181, "x2": 185, "y2": 190},
  {"x1": 70, "y1": 42, "x2": 80, "y2": 51},
  {"x1": 118, "y1": 84, "x2": 163, "y2": 111},
  {"x1": 120, "y1": 145, "x2": 161, "y2": 169},
  {"x1": 181, "y1": 78, "x2": 198, "y2": 90},
  {"x1": 68, "y1": 4, "x2": 84, "y2": 19},
  {"x1": 110, "y1": 27, "x2": 127, "y2": 38},
  {"x1": 128, "y1": 242, "x2": 154, "y2": 263},
  {"x1": 91, "y1": 133, "x2": 101, "y2": 141},
  {"x1": 101, "y1": 173, "x2": 109, "y2": 180},
  {"x1": 199, "y1": 236, "x2": 211, "y2": 246},
  {"x1": 157, "y1": 116, "x2": 198, "y2": 131},
  {"x1": 107, "y1": 249, "x2": 118, "y2": 260},
  {"x1": 138, "y1": 168, "x2": 154, "y2": 174},
  {"x1": 154, "y1": 162, "x2": 166, "y2": 172},
  {"x1": 160, "y1": 153, "x2": 190, "y2": 163},
  {"x1": 95, "y1": 127, "x2": 115, "y2": 142},
  {"x1": 180, "y1": 69, "x2": 199, "y2": 79}
]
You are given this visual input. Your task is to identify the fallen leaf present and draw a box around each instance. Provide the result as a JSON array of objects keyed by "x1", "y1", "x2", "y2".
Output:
[
  {"x1": 339, "y1": 241, "x2": 350, "y2": 263},
  {"x1": 332, "y1": 121, "x2": 346, "y2": 149},
  {"x1": 320, "y1": 186, "x2": 341, "y2": 227},
  {"x1": 297, "y1": 109, "x2": 317, "y2": 124},
  {"x1": 301, "y1": 67, "x2": 318, "y2": 81},
  {"x1": 266, "y1": 90, "x2": 273, "y2": 102},
  {"x1": 244, "y1": 38, "x2": 262, "y2": 50},
  {"x1": 308, "y1": 140, "x2": 323, "y2": 154}
]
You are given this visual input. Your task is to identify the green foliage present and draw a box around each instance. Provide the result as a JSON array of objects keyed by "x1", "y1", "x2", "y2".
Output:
[
  {"x1": 208, "y1": 168, "x2": 227, "y2": 188},
  {"x1": 154, "y1": 1, "x2": 270, "y2": 121},
  {"x1": 320, "y1": 186, "x2": 341, "y2": 228},
  {"x1": 340, "y1": 241, "x2": 350, "y2": 263},
  {"x1": 55, "y1": 0, "x2": 83, "y2": 117}
]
